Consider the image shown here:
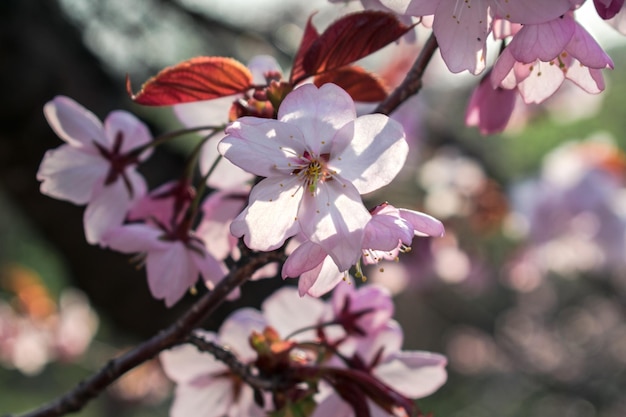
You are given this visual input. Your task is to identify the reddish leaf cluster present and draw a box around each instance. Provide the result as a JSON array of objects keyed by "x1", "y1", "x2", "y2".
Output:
[{"x1": 128, "y1": 11, "x2": 412, "y2": 107}]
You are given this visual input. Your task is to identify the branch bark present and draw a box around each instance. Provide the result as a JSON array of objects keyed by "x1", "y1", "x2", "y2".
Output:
[
  {"x1": 11, "y1": 250, "x2": 285, "y2": 417},
  {"x1": 375, "y1": 32, "x2": 438, "y2": 116}
]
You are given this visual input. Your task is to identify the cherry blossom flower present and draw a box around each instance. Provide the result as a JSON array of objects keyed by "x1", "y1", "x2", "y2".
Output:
[
  {"x1": 374, "y1": 0, "x2": 572, "y2": 74},
  {"x1": 219, "y1": 83, "x2": 408, "y2": 272},
  {"x1": 312, "y1": 320, "x2": 448, "y2": 417},
  {"x1": 37, "y1": 96, "x2": 152, "y2": 245},
  {"x1": 283, "y1": 203, "x2": 443, "y2": 297},
  {"x1": 160, "y1": 309, "x2": 268, "y2": 417},
  {"x1": 491, "y1": 14, "x2": 614, "y2": 104},
  {"x1": 103, "y1": 221, "x2": 225, "y2": 307}
]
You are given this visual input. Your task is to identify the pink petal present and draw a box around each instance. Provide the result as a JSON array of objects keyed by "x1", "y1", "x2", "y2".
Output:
[
  {"x1": 566, "y1": 22, "x2": 614, "y2": 69},
  {"x1": 145, "y1": 242, "x2": 199, "y2": 307},
  {"x1": 191, "y1": 247, "x2": 227, "y2": 290},
  {"x1": 262, "y1": 287, "x2": 326, "y2": 340},
  {"x1": 379, "y1": 0, "x2": 438, "y2": 15},
  {"x1": 84, "y1": 172, "x2": 146, "y2": 245},
  {"x1": 37, "y1": 145, "x2": 108, "y2": 204},
  {"x1": 432, "y1": 0, "x2": 490, "y2": 74},
  {"x1": 219, "y1": 118, "x2": 307, "y2": 178},
  {"x1": 299, "y1": 181, "x2": 369, "y2": 271},
  {"x1": 230, "y1": 177, "x2": 302, "y2": 251},
  {"x1": 282, "y1": 241, "x2": 328, "y2": 278},
  {"x1": 196, "y1": 188, "x2": 249, "y2": 260},
  {"x1": 398, "y1": 208, "x2": 445, "y2": 237},
  {"x1": 496, "y1": 0, "x2": 572, "y2": 24},
  {"x1": 278, "y1": 84, "x2": 356, "y2": 156},
  {"x1": 303, "y1": 258, "x2": 344, "y2": 297},
  {"x1": 363, "y1": 211, "x2": 412, "y2": 251},
  {"x1": 102, "y1": 223, "x2": 167, "y2": 253},
  {"x1": 43, "y1": 96, "x2": 106, "y2": 149},
  {"x1": 465, "y1": 74, "x2": 517, "y2": 135},
  {"x1": 507, "y1": 16, "x2": 575, "y2": 63},
  {"x1": 332, "y1": 284, "x2": 394, "y2": 335},
  {"x1": 331, "y1": 114, "x2": 408, "y2": 194},
  {"x1": 103, "y1": 110, "x2": 153, "y2": 154}
]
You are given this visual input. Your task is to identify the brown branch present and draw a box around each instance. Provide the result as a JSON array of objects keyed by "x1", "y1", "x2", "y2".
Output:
[
  {"x1": 11, "y1": 250, "x2": 285, "y2": 417},
  {"x1": 375, "y1": 32, "x2": 439, "y2": 116},
  {"x1": 186, "y1": 334, "x2": 293, "y2": 392}
]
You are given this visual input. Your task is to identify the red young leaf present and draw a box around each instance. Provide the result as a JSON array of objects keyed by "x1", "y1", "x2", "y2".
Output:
[
  {"x1": 314, "y1": 66, "x2": 387, "y2": 102},
  {"x1": 127, "y1": 57, "x2": 254, "y2": 106},
  {"x1": 290, "y1": 15, "x2": 320, "y2": 84},
  {"x1": 294, "y1": 11, "x2": 412, "y2": 84}
]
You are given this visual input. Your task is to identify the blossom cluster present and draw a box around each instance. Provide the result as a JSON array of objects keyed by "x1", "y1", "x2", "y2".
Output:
[
  {"x1": 161, "y1": 284, "x2": 447, "y2": 417},
  {"x1": 350, "y1": 0, "x2": 621, "y2": 134}
]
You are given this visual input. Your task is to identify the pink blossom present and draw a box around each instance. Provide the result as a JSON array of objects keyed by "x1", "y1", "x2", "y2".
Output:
[
  {"x1": 465, "y1": 71, "x2": 517, "y2": 135},
  {"x1": 37, "y1": 96, "x2": 152, "y2": 244},
  {"x1": 160, "y1": 310, "x2": 268, "y2": 417},
  {"x1": 492, "y1": 15, "x2": 614, "y2": 104},
  {"x1": 376, "y1": 0, "x2": 571, "y2": 74},
  {"x1": 283, "y1": 203, "x2": 443, "y2": 297},
  {"x1": 220, "y1": 83, "x2": 408, "y2": 272},
  {"x1": 312, "y1": 321, "x2": 448, "y2": 417},
  {"x1": 103, "y1": 222, "x2": 225, "y2": 307}
]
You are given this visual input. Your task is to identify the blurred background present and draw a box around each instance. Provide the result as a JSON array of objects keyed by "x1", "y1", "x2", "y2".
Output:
[{"x1": 1, "y1": 1, "x2": 626, "y2": 416}]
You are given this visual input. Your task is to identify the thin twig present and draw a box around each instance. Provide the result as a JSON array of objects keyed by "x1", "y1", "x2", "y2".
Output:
[
  {"x1": 186, "y1": 334, "x2": 294, "y2": 392},
  {"x1": 11, "y1": 250, "x2": 285, "y2": 417},
  {"x1": 375, "y1": 32, "x2": 439, "y2": 116}
]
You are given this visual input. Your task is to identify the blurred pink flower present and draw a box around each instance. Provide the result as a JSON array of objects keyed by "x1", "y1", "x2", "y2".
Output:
[{"x1": 160, "y1": 310, "x2": 268, "y2": 417}]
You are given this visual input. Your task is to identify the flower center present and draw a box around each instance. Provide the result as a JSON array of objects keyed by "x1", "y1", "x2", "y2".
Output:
[{"x1": 298, "y1": 152, "x2": 332, "y2": 194}]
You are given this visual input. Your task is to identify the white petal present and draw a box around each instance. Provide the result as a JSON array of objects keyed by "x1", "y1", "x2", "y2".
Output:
[
  {"x1": 218, "y1": 309, "x2": 267, "y2": 361},
  {"x1": 102, "y1": 223, "x2": 167, "y2": 253},
  {"x1": 374, "y1": 351, "x2": 447, "y2": 399},
  {"x1": 43, "y1": 96, "x2": 106, "y2": 149},
  {"x1": 331, "y1": 114, "x2": 407, "y2": 194},
  {"x1": 299, "y1": 181, "x2": 369, "y2": 271},
  {"x1": 398, "y1": 209, "x2": 445, "y2": 237},
  {"x1": 278, "y1": 84, "x2": 356, "y2": 156},
  {"x1": 231, "y1": 177, "x2": 302, "y2": 251},
  {"x1": 104, "y1": 110, "x2": 153, "y2": 153},
  {"x1": 159, "y1": 333, "x2": 226, "y2": 383},
  {"x1": 84, "y1": 174, "x2": 145, "y2": 245},
  {"x1": 262, "y1": 287, "x2": 326, "y2": 340},
  {"x1": 219, "y1": 117, "x2": 307, "y2": 178},
  {"x1": 145, "y1": 242, "x2": 198, "y2": 307},
  {"x1": 303, "y1": 257, "x2": 344, "y2": 298},
  {"x1": 37, "y1": 146, "x2": 107, "y2": 204}
]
